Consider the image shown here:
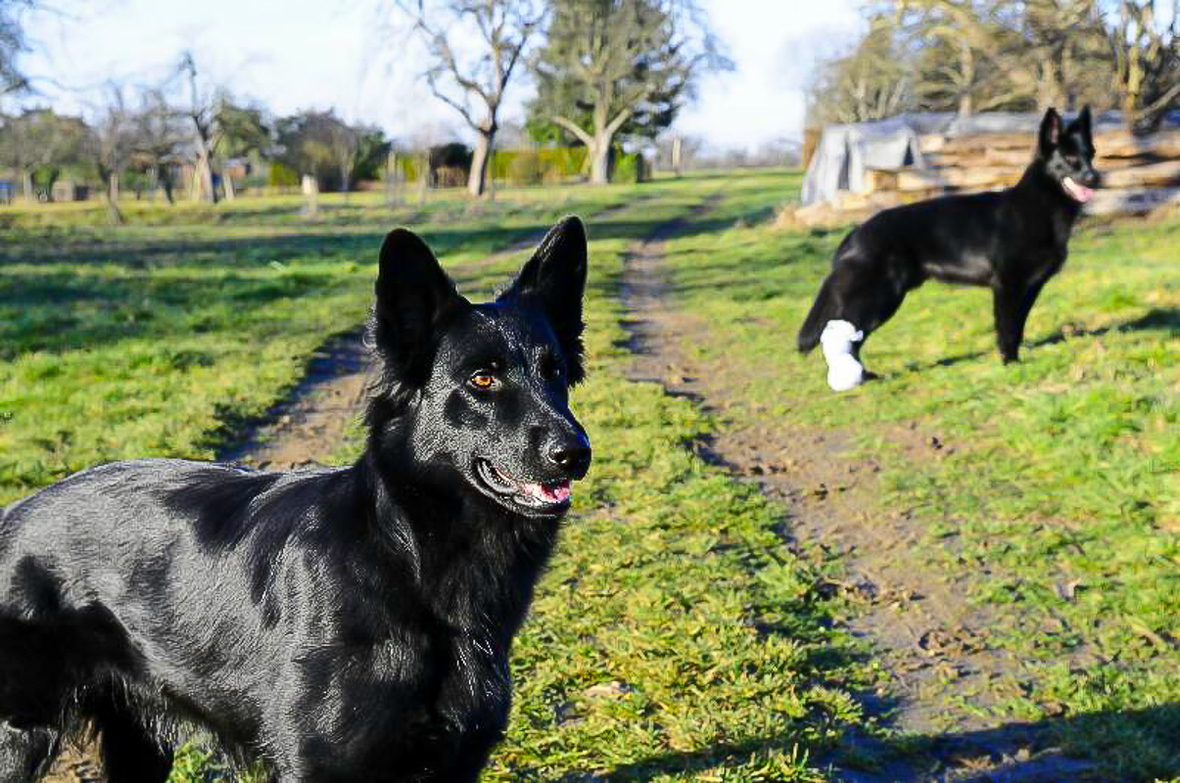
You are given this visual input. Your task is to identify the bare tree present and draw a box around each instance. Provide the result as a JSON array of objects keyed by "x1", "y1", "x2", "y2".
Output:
[
  {"x1": 806, "y1": 12, "x2": 916, "y2": 125},
  {"x1": 1107, "y1": 0, "x2": 1180, "y2": 131},
  {"x1": 809, "y1": 0, "x2": 1167, "y2": 124},
  {"x1": 531, "y1": 0, "x2": 729, "y2": 184},
  {"x1": 393, "y1": 0, "x2": 543, "y2": 196},
  {"x1": 130, "y1": 89, "x2": 187, "y2": 204},
  {"x1": 86, "y1": 86, "x2": 136, "y2": 224},
  {"x1": 898, "y1": 0, "x2": 1109, "y2": 111},
  {"x1": 897, "y1": 4, "x2": 1028, "y2": 116},
  {"x1": 177, "y1": 51, "x2": 220, "y2": 202},
  {"x1": 0, "y1": 0, "x2": 34, "y2": 97}
]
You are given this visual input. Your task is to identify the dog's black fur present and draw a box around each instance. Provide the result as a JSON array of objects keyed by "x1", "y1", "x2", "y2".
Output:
[
  {"x1": 0, "y1": 217, "x2": 593, "y2": 782},
  {"x1": 798, "y1": 107, "x2": 1100, "y2": 367}
]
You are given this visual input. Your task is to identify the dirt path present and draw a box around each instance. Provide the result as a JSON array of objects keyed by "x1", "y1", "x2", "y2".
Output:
[
  {"x1": 618, "y1": 203, "x2": 1094, "y2": 781},
  {"x1": 218, "y1": 329, "x2": 373, "y2": 470}
]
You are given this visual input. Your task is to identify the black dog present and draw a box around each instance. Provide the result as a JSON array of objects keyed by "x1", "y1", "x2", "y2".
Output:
[
  {"x1": 798, "y1": 107, "x2": 1100, "y2": 389},
  {"x1": 0, "y1": 217, "x2": 592, "y2": 781}
]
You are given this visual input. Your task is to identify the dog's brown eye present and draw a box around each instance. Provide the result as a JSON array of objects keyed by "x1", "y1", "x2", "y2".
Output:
[{"x1": 469, "y1": 373, "x2": 497, "y2": 391}]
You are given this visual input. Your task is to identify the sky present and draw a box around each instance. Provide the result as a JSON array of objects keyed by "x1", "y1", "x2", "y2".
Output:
[{"x1": 14, "y1": 0, "x2": 864, "y2": 152}]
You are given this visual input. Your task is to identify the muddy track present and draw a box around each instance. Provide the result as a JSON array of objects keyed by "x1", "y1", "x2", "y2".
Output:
[{"x1": 618, "y1": 200, "x2": 1092, "y2": 781}]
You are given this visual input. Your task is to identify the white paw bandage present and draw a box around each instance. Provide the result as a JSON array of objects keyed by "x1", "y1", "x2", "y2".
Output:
[{"x1": 820, "y1": 320, "x2": 865, "y2": 392}]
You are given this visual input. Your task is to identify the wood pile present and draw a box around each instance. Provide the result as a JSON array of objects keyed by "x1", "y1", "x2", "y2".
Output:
[{"x1": 791, "y1": 127, "x2": 1180, "y2": 226}]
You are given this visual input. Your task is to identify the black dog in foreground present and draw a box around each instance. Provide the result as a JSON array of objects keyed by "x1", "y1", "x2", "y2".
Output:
[
  {"x1": 798, "y1": 107, "x2": 1100, "y2": 390},
  {"x1": 0, "y1": 217, "x2": 592, "y2": 781}
]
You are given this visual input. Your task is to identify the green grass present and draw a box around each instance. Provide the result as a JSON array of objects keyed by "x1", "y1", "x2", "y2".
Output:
[
  {"x1": 0, "y1": 185, "x2": 655, "y2": 506},
  {"x1": 662, "y1": 183, "x2": 1180, "y2": 778},
  {"x1": 14, "y1": 169, "x2": 1178, "y2": 779}
]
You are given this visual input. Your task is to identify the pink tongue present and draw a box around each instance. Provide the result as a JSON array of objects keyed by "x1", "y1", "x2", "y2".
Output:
[
  {"x1": 524, "y1": 481, "x2": 571, "y2": 503},
  {"x1": 1064, "y1": 177, "x2": 1093, "y2": 203}
]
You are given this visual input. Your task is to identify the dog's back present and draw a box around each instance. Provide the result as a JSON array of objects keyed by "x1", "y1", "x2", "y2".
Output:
[{"x1": 0, "y1": 461, "x2": 356, "y2": 754}]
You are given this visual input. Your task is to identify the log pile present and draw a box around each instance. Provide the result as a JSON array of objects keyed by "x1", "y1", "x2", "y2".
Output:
[{"x1": 792, "y1": 127, "x2": 1180, "y2": 226}]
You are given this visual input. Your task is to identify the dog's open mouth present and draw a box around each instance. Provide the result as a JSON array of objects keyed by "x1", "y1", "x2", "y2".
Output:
[
  {"x1": 1062, "y1": 176, "x2": 1094, "y2": 203},
  {"x1": 475, "y1": 459, "x2": 573, "y2": 512}
]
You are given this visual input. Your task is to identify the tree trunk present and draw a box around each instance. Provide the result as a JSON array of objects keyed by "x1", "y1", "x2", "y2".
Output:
[
  {"x1": 223, "y1": 169, "x2": 236, "y2": 202},
  {"x1": 21, "y1": 170, "x2": 34, "y2": 203},
  {"x1": 105, "y1": 172, "x2": 124, "y2": 225},
  {"x1": 468, "y1": 132, "x2": 492, "y2": 197},
  {"x1": 194, "y1": 150, "x2": 217, "y2": 204},
  {"x1": 958, "y1": 92, "x2": 973, "y2": 117},
  {"x1": 159, "y1": 167, "x2": 175, "y2": 205},
  {"x1": 589, "y1": 138, "x2": 612, "y2": 185}
]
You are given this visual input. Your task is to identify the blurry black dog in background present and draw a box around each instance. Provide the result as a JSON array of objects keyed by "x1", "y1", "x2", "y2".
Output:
[
  {"x1": 0, "y1": 217, "x2": 592, "y2": 781},
  {"x1": 798, "y1": 107, "x2": 1100, "y2": 390}
]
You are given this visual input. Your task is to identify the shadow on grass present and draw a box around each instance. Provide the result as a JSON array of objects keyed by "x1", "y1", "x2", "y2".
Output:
[
  {"x1": 0, "y1": 210, "x2": 769, "y2": 270},
  {"x1": 563, "y1": 703, "x2": 1180, "y2": 781},
  {"x1": 0, "y1": 267, "x2": 345, "y2": 359},
  {"x1": 890, "y1": 307, "x2": 1180, "y2": 376}
]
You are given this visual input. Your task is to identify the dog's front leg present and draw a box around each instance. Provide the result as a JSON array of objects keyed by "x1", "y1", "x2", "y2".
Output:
[
  {"x1": 0, "y1": 721, "x2": 59, "y2": 783},
  {"x1": 993, "y1": 278, "x2": 1048, "y2": 364},
  {"x1": 993, "y1": 287, "x2": 1021, "y2": 364}
]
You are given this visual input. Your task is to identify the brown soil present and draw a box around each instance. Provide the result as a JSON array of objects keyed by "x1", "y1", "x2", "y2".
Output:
[
  {"x1": 218, "y1": 329, "x2": 373, "y2": 470},
  {"x1": 618, "y1": 202, "x2": 1093, "y2": 781}
]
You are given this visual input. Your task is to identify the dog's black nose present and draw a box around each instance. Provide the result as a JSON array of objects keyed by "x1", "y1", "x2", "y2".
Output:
[{"x1": 548, "y1": 437, "x2": 591, "y2": 479}]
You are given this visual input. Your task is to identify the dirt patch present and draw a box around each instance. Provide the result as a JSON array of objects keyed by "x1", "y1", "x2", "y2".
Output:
[
  {"x1": 218, "y1": 329, "x2": 373, "y2": 469},
  {"x1": 617, "y1": 204, "x2": 1092, "y2": 780}
]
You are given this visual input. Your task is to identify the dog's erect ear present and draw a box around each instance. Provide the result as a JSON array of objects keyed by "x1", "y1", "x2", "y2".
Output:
[
  {"x1": 498, "y1": 216, "x2": 588, "y2": 384},
  {"x1": 1039, "y1": 108, "x2": 1062, "y2": 156},
  {"x1": 374, "y1": 229, "x2": 468, "y2": 374},
  {"x1": 1071, "y1": 105, "x2": 1093, "y2": 146}
]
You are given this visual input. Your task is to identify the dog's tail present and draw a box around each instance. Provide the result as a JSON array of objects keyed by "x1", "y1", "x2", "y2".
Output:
[{"x1": 797, "y1": 275, "x2": 838, "y2": 354}]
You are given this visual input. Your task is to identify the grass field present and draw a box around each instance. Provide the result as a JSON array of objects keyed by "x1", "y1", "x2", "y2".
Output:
[
  {"x1": 5, "y1": 172, "x2": 1180, "y2": 780},
  {"x1": 661, "y1": 177, "x2": 1180, "y2": 778},
  {"x1": 0, "y1": 184, "x2": 647, "y2": 507}
]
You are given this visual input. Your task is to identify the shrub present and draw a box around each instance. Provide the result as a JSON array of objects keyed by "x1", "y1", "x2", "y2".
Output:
[
  {"x1": 508, "y1": 152, "x2": 544, "y2": 186},
  {"x1": 268, "y1": 163, "x2": 300, "y2": 188}
]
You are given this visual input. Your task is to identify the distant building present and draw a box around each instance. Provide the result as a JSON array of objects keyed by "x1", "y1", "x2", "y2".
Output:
[{"x1": 51, "y1": 181, "x2": 90, "y2": 202}]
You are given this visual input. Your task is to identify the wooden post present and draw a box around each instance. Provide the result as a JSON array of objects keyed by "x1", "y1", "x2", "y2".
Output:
[
  {"x1": 301, "y1": 174, "x2": 319, "y2": 216},
  {"x1": 488, "y1": 140, "x2": 496, "y2": 201},
  {"x1": 418, "y1": 151, "x2": 429, "y2": 207},
  {"x1": 385, "y1": 152, "x2": 400, "y2": 208}
]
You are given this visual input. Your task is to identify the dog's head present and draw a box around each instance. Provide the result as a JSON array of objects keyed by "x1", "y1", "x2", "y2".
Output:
[
  {"x1": 1037, "y1": 106, "x2": 1100, "y2": 204},
  {"x1": 368, "y1": 217, "x2": 591, "y2": 519}
]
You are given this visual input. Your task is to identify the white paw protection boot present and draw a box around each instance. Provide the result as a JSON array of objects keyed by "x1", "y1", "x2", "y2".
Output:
[{"x1": 820, "y1": 320, "x2": 865, "y2": 392}]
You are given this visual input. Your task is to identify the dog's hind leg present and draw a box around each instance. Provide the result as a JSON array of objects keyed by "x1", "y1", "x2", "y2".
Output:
[
  {"x1": 0, "y1": 722, "x2": 59, "y2": 782},
  {"x1": 813, "y1": 260, "x2": 910, "y2": 389},
  {"x1": 89, "y1": 698, "x2": 173, "y2": 783}
]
